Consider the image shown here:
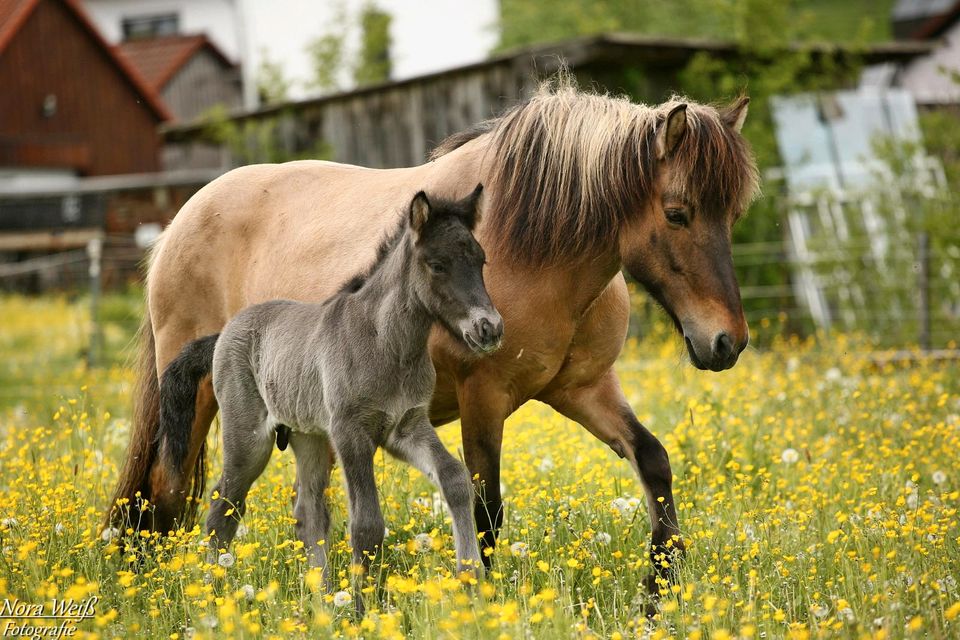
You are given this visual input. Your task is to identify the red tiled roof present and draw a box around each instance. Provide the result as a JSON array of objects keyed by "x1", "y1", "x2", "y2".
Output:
[
  {"x1": 115, "y1": 33, "x2": 235, "y2": 92},
  {"x1": 0, "y1": 0, "x2": 171, "y2": 120},
  {"x1": 0, "y1": 0, "x2": 35, "y2": 53}
]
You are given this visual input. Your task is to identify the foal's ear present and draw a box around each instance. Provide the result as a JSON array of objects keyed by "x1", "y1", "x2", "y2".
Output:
[
  {"x1": 409, "y1": 191, "x2": 431, "y2": 235},
  {"x1": 656, "y1": 103, "x2": 688, "y2": 160},
  {"x1": 464, "y1": 183, "x2": 484, "y2": 228},
  {"x1": 722, "y1": 96, "x2": 750, "y2": 132}
]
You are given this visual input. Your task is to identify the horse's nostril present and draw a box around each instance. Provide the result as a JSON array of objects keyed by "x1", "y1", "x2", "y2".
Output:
[
  {"x1": 714, "y1": 332, "x2": 733, "y2": 361},
  {"x1": 478, "y1": 318, "x2": 494, "y2": 341}
]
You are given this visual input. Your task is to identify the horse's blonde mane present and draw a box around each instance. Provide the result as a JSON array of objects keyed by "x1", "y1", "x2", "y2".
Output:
[{"x1": 431, "y1": 76, "x2": 760, "y2": 263}]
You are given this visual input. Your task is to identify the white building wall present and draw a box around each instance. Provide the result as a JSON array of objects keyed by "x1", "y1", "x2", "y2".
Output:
[
  {"x1": 83, "y1": 0, "x2": 242, "y2": 59},
  {"x1": 83, "y1": 0, "x2": 498, "y2": 107}
]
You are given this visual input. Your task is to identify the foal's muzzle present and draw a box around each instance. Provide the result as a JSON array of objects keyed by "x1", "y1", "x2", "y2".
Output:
[{"x1": 461, "y1": 310, "x2": 504, "y2": 354}]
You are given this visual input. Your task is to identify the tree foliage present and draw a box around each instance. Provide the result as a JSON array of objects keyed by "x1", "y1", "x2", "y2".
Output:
[
  {"x1": 497, "y1": 0, "x2": 894, "y2": 51},
  {"x1": 354, "y1": 4, "x2": 392, "y2": 86},
  {"x1": 256, "y1": 49, "x2": 291, "y2": 106}
]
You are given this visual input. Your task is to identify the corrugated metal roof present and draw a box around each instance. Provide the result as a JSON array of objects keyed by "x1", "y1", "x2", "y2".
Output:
[{"x1": 893, "y1": 0, "x2": 957, "y2": 21}]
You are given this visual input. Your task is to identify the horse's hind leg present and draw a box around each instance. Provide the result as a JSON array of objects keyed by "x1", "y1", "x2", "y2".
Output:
[
  {"x1": 150, "y1": 377, "x2": 218, "y2": 533},
  {"x1": 289, "y1": 432, "x2": 333, "y2": 580},
  {"x1": 386, "y1": 412, "x2": 482, "y2": 576},
  {"x1": 205, "y1": 391, "x2": 273, "y2": 557},
  {"x1": 538, "y1": 368, "x2": 684, "y2": 595}
]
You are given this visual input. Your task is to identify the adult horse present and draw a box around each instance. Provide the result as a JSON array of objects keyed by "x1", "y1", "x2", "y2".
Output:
[{"x1": 108, "y1": 80, "x2": 758, "y2": 591}]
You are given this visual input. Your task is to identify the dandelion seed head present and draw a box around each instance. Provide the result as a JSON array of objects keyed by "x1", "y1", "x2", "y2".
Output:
[{"x1": 781, "y1": 448, "x2": 800, "y2": 464}]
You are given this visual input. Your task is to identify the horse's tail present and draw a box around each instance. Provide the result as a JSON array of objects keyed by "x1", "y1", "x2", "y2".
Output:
[
  {"x1": 152, "y1": 333, "x2": 220, "y2": 532},
  {"x1": 105, "y1": 311, "x2": 161, "y2": 530}
]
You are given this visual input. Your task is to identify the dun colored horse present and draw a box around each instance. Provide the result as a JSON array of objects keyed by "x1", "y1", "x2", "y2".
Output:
[
  {"x1": 108, "y1": 79, "x2": 759, "y2": 593},
  {"x1": 157, "y1": 189, "x2": 495, "y2": 613}
]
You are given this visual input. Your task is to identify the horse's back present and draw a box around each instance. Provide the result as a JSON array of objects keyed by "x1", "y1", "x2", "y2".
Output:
[{"x1": 148, "y1": 160, "x2": 424, "y2": 368}]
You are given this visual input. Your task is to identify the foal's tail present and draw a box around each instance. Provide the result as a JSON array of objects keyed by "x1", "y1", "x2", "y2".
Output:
[{"x1": 152, "y1": 334, "x2": 220, "y2": 531}]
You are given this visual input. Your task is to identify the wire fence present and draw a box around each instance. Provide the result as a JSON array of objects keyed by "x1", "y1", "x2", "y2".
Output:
[{"x1": 1, "y1": 230, "x2": 957, "y2": 361}]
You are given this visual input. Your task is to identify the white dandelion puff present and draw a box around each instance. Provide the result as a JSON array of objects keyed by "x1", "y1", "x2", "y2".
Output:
[
  {"x1": 333, "y1": 590, "x2": 352, "y2": 607},
  {"x1": 217, "y1": 552, "x2": 235, "y2": 568},
  {"x1": 414, "y1": 533, "x2": 434, "y2": 553},
  {"x1": 781, "y1": 448, "x2": 800, "y2": 464}
]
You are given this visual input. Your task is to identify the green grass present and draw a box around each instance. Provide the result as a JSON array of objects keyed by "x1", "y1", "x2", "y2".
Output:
[{"x1": 0, "y1": 295, "x2": 958, "y2": 639}]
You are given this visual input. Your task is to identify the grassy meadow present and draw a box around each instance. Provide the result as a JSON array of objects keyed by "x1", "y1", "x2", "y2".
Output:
[{"x1": 0, "y1": 293, "x2": 958, "y2": 639}]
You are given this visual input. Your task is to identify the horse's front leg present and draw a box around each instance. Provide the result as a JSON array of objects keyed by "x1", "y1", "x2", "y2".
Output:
[
  {"x1": 456, "y1": 378, "x2": 514, "y2": 567},
  {"x1": 538, "y1": 368, "x2": 685, "y2": 595},
  {"x1": 385, "y1": 410, "x2": 482, "y2": 577},
  {"x1": 330, "y1": 421, "x2": 383, "y2": 616}
]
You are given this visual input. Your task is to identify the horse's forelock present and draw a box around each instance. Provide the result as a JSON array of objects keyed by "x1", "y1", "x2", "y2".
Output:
[
  {"x1": 665, "y1": 102, "x2": 761, "y2": 221},
  {"x1": 431, "y1": 82, "x2": 759, "y2": 264}
]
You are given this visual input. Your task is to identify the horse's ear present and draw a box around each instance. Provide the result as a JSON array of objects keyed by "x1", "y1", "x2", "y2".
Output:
[
  {"x1": 465, "y1": 183, "x2": 483, "y2": 228},
  {"x1": 410, "y1": 191, "x2": 431, "y2": 235},
  {"x1": 656, "y1": 104, "x2": 688, "y2": 160},
  {"x1": 722, "y1": 96, "x2": 750, "y2": 132}
]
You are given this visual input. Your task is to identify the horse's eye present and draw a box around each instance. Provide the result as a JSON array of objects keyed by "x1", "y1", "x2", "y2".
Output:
[
  {"x1": 665, "y1": 208, "x2": 689, "y2": 227},
  {"x1": 428, "y1": 262, "x2": 446, "y2": 274}
]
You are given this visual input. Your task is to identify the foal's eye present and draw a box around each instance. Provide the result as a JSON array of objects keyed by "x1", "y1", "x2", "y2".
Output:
[
  {"x1": 665, "y1": 208, "x2": 689, "y2": 227},
  {"x1": 428, "y1": 262, "x2": 446, "y2": 274}
]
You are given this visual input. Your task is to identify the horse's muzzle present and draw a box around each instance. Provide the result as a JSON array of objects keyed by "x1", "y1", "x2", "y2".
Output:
[
  {"x1": 463, "y1": 311, "x2": 504, "y2": 354},
  {"x1": 684, "y1": 330, "x2": 747, "y2": 372}
]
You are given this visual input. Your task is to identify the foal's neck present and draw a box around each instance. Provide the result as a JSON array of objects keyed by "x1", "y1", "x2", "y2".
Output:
[{"x1": 356, "y1": 234, "x2": 433, "y2": 362}]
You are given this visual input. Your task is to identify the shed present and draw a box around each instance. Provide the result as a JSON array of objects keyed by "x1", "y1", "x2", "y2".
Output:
[
  {"x1": 891, "y1": 0, "x2": 960, "y2": 104},
  {"x1": 115, "y1": 33, "x2": 242, "y2": 122},
  {"x1": 163, "y1": 33, "x2": 934, "y2": 171}
]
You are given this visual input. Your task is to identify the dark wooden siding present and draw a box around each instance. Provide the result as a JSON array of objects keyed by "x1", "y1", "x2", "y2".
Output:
[
  {"x1": 0, "y1": 0, "x2": 161, "y2": 175},
  {"x1": 162, "y1": 48, "x2": 242, "y2": 122}
]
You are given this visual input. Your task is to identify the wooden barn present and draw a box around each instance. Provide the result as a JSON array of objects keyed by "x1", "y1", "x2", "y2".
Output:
[
  {"x1": 0, "y1": 0, "x2": 169, "y2": 185},
  {"x1": 163, "y1": 33, "x2": 934, "y2": 171},
  {"x1": 115, "y1": 33, "x2": 242, "y2": 122}
]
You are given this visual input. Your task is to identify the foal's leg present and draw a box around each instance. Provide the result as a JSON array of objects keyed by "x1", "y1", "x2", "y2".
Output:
[
  {"x1": 456, "y1": 379, "x2": 514, "y2": 567},
  {"x1": 386, "y1": 412, "x2": 482, "y2": 576},
  {"x1": 205, "y1": 392, "x2": 273, "y2": 557},
  {"x1": 538, "y1": 368, "x2": 684, "y2": 594},
  {"x1": 330, "y1": 423, "x2": 383, "y2": 615},
  {"x1": 289, "y1": 432, "x2": 334, "y2": 579}
]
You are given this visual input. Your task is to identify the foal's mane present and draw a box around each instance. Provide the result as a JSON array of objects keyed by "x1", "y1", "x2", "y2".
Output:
[
  {"x1": 337, "y1": 193, "x2": 479, "y2": 295},
  {"x1": 338, "y1": 221, "x2": 407, "y2": 294},
  {"x1": 431, "y1": 77, "x2": 759, "y2": 264}
]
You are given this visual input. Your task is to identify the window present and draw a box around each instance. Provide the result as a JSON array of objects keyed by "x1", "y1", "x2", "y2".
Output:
[{"x1": 121, "y1": 13, "x2": 179, "y2": 40}]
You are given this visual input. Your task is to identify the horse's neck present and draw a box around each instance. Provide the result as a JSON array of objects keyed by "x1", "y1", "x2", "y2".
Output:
[
  {"x1": 422, "y1": 136, "x2": 624, "y2": 316},
  {"x1": 358, "y1": 238, "x2": 433, "y2": 362}
]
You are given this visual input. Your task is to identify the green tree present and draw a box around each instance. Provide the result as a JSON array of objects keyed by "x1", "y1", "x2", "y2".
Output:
[
  {"x1": 305, "y1": 4, "x2": 348, "y2": 94},
  {"x1": 256, "y1": 49, "x2": 291, "y2": 106},
  {"x1": 496, "y1": 0, "x2": 894, "y2": 51},
  {"x1": 354, "y1": 4, "x2": 392, "y2": 86}
]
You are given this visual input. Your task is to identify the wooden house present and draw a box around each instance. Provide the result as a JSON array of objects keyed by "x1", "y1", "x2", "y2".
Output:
[
  {"x1": 115, "y1": 33, "x2": 241, "y2": 122},
  {"x1": 0, "y1": 0, "x2": 169, "y2": 185}
]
